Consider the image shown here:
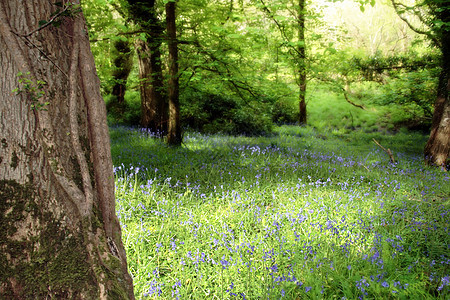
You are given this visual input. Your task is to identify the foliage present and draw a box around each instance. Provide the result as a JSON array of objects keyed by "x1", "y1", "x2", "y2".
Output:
[
  {"x1": 271, "y1": 98, "x2": 299, "y2": 124},
  {"x1": 373, "y1": 69, "x2": 439, "y2": 128},
  {"x1": 81, "y1": 0, "x2": 443, "y2": 136},
  {"x1": 110, "y1": 125, "x2": 450, "y2": 299},
  {"x1": 352, "y1": 51, "x2": 441, "y2": 82},
  {"x1": 180, "y1": 88, "x2": 272, "y2": 136},
  {"x1": 105, "y1": 91, "x2": 141, "y2": 126},
  {"x1": 110, "y1": 39, "x2": 133, "y2": 90},
  {"x1": 82, "y1": 0, "x2": 133, "y2": 94},
  {"x1": 338, "y1": 51, "x2": 441, "y2": 130}
]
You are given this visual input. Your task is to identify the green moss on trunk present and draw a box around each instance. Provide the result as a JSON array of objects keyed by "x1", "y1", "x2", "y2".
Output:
[{"x1": 0, "y1": 180, "x2": 98, "y2": 299}]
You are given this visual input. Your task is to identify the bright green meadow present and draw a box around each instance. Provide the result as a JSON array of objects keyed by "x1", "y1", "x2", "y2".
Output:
[{"x1": 111, "y1": 124, "x2": 449, "y2": 299}]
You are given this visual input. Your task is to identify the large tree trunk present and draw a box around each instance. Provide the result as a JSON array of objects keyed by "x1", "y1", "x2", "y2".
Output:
[
  {"x1": 0, "y1": 1, "x2": 134, "y2": 298},
  {"x1": 166, "y1": 1, "x2": 182, "y2": 146},
  {"x1": 297, "y1": 0, "x2": 307, "y2": 125},
  {"x1": 424, "y1": 32, "x2": 450, "y2": 169}
]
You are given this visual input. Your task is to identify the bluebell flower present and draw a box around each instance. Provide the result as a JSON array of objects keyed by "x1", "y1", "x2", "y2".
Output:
[
  {"x1": 221, "y1": 256, "x2": 230, "y2": 269},
  {"x1": 226, "y1": 282, "x2": 234, "y2": 292},
  {"x1": 438, "y1": 276, "x2": 449, "y2": 291}
]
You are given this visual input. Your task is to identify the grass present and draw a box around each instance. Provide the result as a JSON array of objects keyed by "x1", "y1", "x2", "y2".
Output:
[{"x1": 111, "y1": 125, "x2": 449, "y2": 299}]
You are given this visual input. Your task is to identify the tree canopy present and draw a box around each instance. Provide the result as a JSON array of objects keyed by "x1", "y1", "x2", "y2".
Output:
[{"x1": 82, "y1": 0, "x2": 448, "y2": 167}]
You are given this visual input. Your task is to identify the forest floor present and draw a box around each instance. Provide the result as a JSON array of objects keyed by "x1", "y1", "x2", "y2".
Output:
[{"x1": 110, "y1": 125, "x2": 449, "y2": 299}]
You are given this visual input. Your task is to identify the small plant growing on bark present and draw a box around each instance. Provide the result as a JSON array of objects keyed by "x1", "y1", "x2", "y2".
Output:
[{"x1": 12, "y1": 72, "x2": 49, "y2": 111}]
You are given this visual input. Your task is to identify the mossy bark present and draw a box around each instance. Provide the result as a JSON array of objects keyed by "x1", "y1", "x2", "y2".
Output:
[
  {"x1": 0, "y1": 1, "x2": 134, "y2": 298},
  {"x1": 0, "y1": 180, "x2": 97, "y2": 299}
]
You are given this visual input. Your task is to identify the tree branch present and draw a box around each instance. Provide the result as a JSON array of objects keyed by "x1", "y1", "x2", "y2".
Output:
[
  {"x1": 11, "y1": 4, "x2": 72, "y2": 38},
  {"x1": 390, "y1": 0, "x2": 440, "y2": 46},
  {"x1": 89, "y1": 30, "x2": 146, "y2": 42},
  {"x1": 341, "y1": 86, "x2": 365, "y2": 110},
  {"x1": 259, "y1": 0, "x2": 302, "y2": 57},
  {"x1": 373, "y1": 139, "x2": 396, "y2": 164}
]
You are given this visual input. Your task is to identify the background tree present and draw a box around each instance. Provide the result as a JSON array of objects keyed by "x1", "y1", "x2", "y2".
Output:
[
  {"x1": 176, "y1": 0, "x2": 274, "y2": 135},
  {"x1": 107, "y1": 38, "x2": 134, "y2": 120},
  {"x1": 297, "y1": 0, "x2": 307, "y2": 124},
  {"x1": 124, "y1": 0, "x2": 168, "y2": 134},
  {"x1": 81, "y1": 0, "x2": 443, "y2": 142},
  {"x1": 111, "y1": 39, "x2": 133, "y2": 105},
  {"x1": 258, "y1": 0, "x2": 308, "y2": 124},
  {"x1": 0, "y1": 1, "x2": 134, "y2": 298},
  {"x1": 166, "y1": 0, "x2": 182, "y2": 145},
  {"x1": 391, "y1": 0, "x2": 449, "y2": 168}
]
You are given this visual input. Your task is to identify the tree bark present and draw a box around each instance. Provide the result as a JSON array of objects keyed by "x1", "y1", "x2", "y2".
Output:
[
  {"x1": 136, "y1": 38, "x2": 168, "y2": 135},
  {"x1": 0, "y1": 1, "x2": 134, "y2": 298},
  {"x1": 166, "y1": 1, "x2": 182, "y2": 146},
  {"x1": 424, "y1": 35, "x2": 450, "y2": 169},
  {"x1": 297, "y1": 0, "x2": 307, "y2": 125}
]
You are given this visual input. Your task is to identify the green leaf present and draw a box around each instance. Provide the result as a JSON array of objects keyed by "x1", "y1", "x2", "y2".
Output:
[
  {"x1": 38, "y1": 20, "x2": 48, "y2": 27},
  {"x1": 226, "y1": 33, "x2": 242, "y2": 39},
  {"x1": 139, "y1": 32, "x2": 147, "y2": 42},
  {"x1": 273, "y1": 15, "x2": 288, "y2": 22},
  {"x1": 327, "y1": 47, "x2": 337, "y2": 54}
]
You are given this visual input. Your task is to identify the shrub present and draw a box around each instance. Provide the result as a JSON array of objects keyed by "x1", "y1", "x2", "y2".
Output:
[
  {"x1": 375, "y1": 69, "x2": 437, "y2": 124},
  {"x1": 271, "y1": 98, "x2": 298, "y2": 124},
  {"x1": 105, "y1": 90, "x2": 141, "y2": 126},
  {"x1": 180, "y1": 89, "x2": 273, "y2": 135},
  {"x1": 232, "y1": 102, "x2": 273, "y2": 135}
]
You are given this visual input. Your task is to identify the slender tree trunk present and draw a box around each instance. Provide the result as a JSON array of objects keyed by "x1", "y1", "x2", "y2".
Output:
[
  {"x1": 0, "y1": 1, "x2": 134, "y2": 298},
  {"x1": 297, "y1": 0, "x2": 307, "y2": 125},
  {"x1": 166, "y1": 1, "x2": 182, "y2": 146},
  {"x1": 424, "y1": 31, "x2": 450, "y2": 169}
]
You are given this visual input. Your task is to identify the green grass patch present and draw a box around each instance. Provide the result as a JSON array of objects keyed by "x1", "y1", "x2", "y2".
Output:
[{"x1": 111, "y1": 125, "x2": 449, "y2": 299}]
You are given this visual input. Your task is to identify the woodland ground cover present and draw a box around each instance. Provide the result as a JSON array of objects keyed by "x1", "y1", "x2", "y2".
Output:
[{"x1": 111, "y1": 125, "x2": 449, "y2": 299}]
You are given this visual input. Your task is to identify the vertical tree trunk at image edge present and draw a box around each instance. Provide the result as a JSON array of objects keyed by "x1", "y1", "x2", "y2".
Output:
[
  {"x1": 0, "y1": 1, "x2": 134, "y2": 298},
  {"x1": 424, "y1": 28, "x2": 450, "y2": 169},
  {"x1": 166, "y1": 1, "x2": 182, "y2": 146},
  {"x1": 297, "y1": 0, "x2": 307, "y2": 125}
]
